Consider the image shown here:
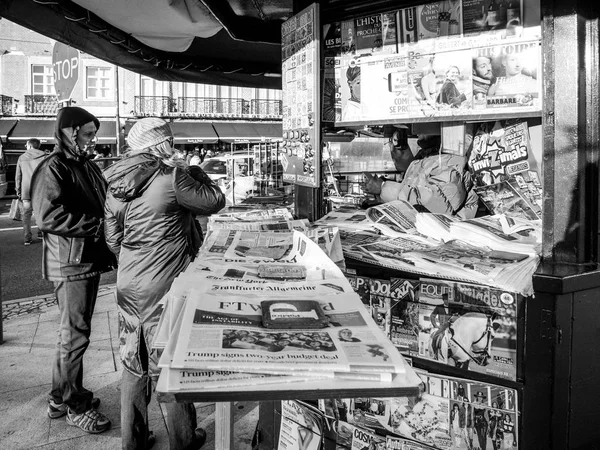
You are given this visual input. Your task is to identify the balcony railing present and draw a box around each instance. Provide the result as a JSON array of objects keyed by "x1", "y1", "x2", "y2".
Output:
[
  {"x1": 1, "y1": 95, "x2": 14, "y2": 116},
  {"x1": 25, "y1": 95, "x2": 59, "y2": 115},
  {"x1": 135, "y1": 96, "x2": 282, "y2": 119},
  {"x1": 134, "y1": 96, "x2": 176, "y2": 116},
  {"x1": 250, "y1": 99, "x2": 282, "y2": 117},
  {"x1": 178, "y1": 97, "x2": 249, "y2": 118}
]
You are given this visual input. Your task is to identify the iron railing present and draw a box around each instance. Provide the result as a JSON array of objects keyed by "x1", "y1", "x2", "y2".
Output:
[
  {"x1": 24, "y1": 95, "x2": 59, "y2": 115},
  {"x1": 0, "y1": 95, "x2": 14, "y2": 116},
  {"x1": 177, "y1": 97, "x2": 248, "y2": 117},
  {"x1": 133, "y1": 96, "x2": 176, "y2": 116},
  {"x1": 250, "y1": 99, "x2": 282, "y2": 117},
  {"x1": 135, "y1": 96, "x2": 282, "y2": 119}
]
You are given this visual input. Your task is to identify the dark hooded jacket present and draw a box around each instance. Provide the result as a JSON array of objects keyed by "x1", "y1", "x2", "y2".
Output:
[
  {"x1": 103, "y1": 153, "x2": 225, "y2": 377},
  {"x1": 30, "y1": 109, "x2": 116, "y2": 281}
]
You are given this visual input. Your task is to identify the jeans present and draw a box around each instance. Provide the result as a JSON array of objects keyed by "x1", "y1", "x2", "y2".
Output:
[
  {"x1": 21, "y1": 200, "x2": 32, "y2": 242},
  {"x1": 121, "y1": 333, "x2": 198, "y2": 450},
  {"x1": 50, "y1": 275, "x2": 100, "y2": 414}
]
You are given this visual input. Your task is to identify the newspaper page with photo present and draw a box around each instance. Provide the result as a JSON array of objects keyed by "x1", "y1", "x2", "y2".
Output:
[{"x1": 170, "y1": 289, "x2": 405, "y2": 374}]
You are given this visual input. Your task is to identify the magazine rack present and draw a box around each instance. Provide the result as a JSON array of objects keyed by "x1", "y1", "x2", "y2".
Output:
[{"x1": 156, "y1": 366, "x2": 423, "y2": 449}]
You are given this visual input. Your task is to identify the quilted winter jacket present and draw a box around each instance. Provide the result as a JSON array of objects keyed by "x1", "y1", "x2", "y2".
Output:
[
  {"x1": 103, "y1": 153, "x2": 225, "y2": 377},
  {"x1": 380, "y1": 153, "x2": 479, "y2": 219},
  {"x1": 30, "y1": 148, "x2": 117, "y2": 281}
]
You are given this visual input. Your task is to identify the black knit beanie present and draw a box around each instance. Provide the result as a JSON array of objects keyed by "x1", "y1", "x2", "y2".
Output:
[{"x1": 55, "y1": 107, "x2": 100, "y2": 134}]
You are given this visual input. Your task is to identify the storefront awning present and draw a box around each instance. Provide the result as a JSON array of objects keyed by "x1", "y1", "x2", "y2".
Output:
[
  {"x1": 213, "y1": 122, "x2": 282, "y2": 143},
  {"x1": 8, "y1": 119, "x2": 117, "y2": 144},
  {"x1": 96, "y1": 121, "x2": 117, "y2": 144},
  {"x1": 0, "y1": 119, "x2": 18, "y2": 141},
  {"x1": 8, "y1": 119, "x2": 55, "y2": 144},
  {"x1": 171, "y1": 122, "x2": 219, "y2": 144}
]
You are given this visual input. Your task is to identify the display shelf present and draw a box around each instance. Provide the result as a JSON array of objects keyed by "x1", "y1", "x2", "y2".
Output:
[{"x1": 338, "y1": 110, "x2": 543, "y2": 127}]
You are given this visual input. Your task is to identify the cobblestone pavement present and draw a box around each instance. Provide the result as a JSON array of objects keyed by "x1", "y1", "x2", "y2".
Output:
[{"x1": 1, "y1": 284, "x2": 115, "y2": 321}]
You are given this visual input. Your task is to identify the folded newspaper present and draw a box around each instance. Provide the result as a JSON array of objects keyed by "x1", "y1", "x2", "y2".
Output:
[{"x1": 155, "y1": 220, "x2": 420, "y2": 395}]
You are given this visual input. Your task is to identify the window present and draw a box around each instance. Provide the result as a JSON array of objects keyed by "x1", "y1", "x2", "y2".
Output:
[
  {"x1": 31, "y1": 65, "x2": 56, "y2": 95},
  {"x1": 86, "y1": 67, "x2": 113, "y2": 99},
  {"x1": 140, "y1": 76, "x2": 167, "y2": 96}
]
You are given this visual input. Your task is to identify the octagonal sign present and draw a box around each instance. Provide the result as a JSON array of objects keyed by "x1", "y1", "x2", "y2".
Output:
[{"x1": 52, "y1": 42, "x2": 80, "y2": 101}]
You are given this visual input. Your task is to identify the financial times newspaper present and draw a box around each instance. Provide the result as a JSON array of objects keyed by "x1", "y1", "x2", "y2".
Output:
[{"x1": 170, "y1": 230, "x2": 409, "y2": 375}]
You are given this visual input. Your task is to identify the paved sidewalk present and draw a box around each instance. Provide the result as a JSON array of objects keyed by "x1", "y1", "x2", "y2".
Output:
[{"x1": 0, "y1": 286, "x2": 259, "y2": 450}]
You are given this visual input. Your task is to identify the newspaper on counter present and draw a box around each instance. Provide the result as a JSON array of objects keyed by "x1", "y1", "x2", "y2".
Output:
[
  {"x1": 448, "y1": 215, "x2": 541, "y2": 255},
  {"x1": 208, "y1": 207, "x2": 293, "y2": 223},
  {"x1": 167, "y1": 230, "x2": 410, "y2": 375},
  {"x1": 207, "y1": 218, "x2": 310, "y2": 232},
  {"x1": 365, "y1": 200, "x2": 420, "y2": 237},
  {"x1": 313, "y1": 207, "x2": 378, "y2": 233}
]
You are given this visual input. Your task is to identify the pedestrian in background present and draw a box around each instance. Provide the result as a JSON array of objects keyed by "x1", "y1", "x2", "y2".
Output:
[
  {"x1": 189, "y1": 146, "x2": 202, "y2": 166},
  {"x1": 15, "y1": 138, "x2": 46, "y2": 245},
  {"x1": 104, "y1": 117, "x2": 225, "y2": 449},
  {"x1": 30, "y1": 106, "x2": 117, "y2": 434}
]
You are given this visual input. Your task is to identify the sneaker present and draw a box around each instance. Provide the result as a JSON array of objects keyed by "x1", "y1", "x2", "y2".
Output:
[
  {"x1": 66, "y1": 407, "x2": 111, "y2": 434},
  {"x1": 47, "y1": 397, "x2": 100, "y2": 419},
  {"x1": 24, "y1": 241, "x2": 31, "y2": 246}
]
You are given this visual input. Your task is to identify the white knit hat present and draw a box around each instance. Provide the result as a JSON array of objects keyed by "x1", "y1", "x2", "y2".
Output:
[{"x1": 127, "y1": 118, "x2": 173, "y2": 150}]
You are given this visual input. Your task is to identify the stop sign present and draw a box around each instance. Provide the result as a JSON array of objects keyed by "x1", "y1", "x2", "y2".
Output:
[{"x1": 52, "y1": 42, "x2": 80, "y2": 101}]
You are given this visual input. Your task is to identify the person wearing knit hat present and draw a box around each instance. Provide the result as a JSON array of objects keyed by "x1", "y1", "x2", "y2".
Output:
[
  {"x1": 30, "y1": 106, "x2": 116, "y2": 434},
  {"x1": 104, "y1": 117, "x2": 225, "y2": 449}
]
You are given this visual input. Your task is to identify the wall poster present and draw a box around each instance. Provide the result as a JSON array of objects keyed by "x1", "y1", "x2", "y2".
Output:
[{"x1": 281, "y1": 3, "x2": 321, "y2": 188}]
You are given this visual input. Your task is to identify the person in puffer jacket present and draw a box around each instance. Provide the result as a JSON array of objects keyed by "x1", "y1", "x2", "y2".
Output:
[
  {"x1": 104, "y1": 117, "x2": 225, "y2": 450},
  {"x1": 363, "y1": 132, "x2": 478, "y2": 219},
  {"x1": 31, "y1": 106, "x2": 117, "y2": 434}
]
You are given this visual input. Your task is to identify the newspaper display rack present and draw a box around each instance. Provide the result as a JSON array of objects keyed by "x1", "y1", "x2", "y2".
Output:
[{"x1": 155, "y1": 209, "x2": 423, "y2": 404}]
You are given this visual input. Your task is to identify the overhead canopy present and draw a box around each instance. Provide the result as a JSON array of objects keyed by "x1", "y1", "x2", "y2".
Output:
[
  {"x1": 213, "y1": 122, "x2": 282, "y2": 143},
  {"x1": 171, "y1": 122, "x2": 219, "y2": 144},
  {"x1": 9, "y1": 120, "x2": 55, "y2": 144},
  {"x1": 0, "y1": 119, "x2": 18, "y2": 140},
  {"x1": 0, "y1": 0, "x2": 292, "y2": 88}
]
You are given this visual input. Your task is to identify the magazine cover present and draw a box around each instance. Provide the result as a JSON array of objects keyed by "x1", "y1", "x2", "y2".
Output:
[
  {"x1": 475, "y1": 180, "x2": 540, "y2": 220},
  {"x1": 346, "y1": 397, "x2": 392, "y2": 436},
  {"x1": 369, "y1": 278, "x2": 393, "y2": 333},
  {"x1": 398, "y1": 2, "x2": 462, "y2": 47},
  {"x1": 346, "y1": 272, "x2": 372, "y2": 313},
  {"x1": 389, "y1": 278, "x2": 421, "y2": 354},
  {"x1": 336, "y1": 420, "x2": 386, "y2": 450},
  {"x1": 474, "y1": 40, "x2": 540, "y2": 110},
  {"x1": 419, "y1": 278, "x2": 520, "y2": 381},
  {"x1": 468, "y1": 120, "x2": 540, "y2": 186},
  {"x1": 354, "y1": 13, "x2": 398, "y2": 56},
  {"x1": 388, "y1": 393, "x2": 451, "y2": 449},
  {"x1": 279, "y1": 400, "x2": 324, "y2": 450},
  {"x1": 463, "y1": 0, "x2": 523, "y2": 36}
]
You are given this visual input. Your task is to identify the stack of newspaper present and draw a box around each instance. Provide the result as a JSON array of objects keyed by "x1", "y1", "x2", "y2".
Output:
[
  {"x1": 154, "y1": 209, "x2": 418, "y2": 395},
  {"x1": 317, "y1": 201, "x2": 540, "y2": 296}
]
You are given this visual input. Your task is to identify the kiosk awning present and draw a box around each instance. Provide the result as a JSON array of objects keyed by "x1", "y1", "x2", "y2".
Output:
[
  {"x1": 0, "y1": 119, "x2": 18, "y2": 140},
  {"x1": 171, "y1": 122, "x2": 219, "y2": 144},
  {"x1": 213, "y1": 122, "x2": 282, "y2": 143},
  {"x1": 8, "y1": 120, "x2": 55, "y2": 144}
]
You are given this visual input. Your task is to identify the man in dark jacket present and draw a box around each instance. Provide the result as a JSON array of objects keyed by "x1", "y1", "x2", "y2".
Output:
[
  {"x1": 30, "y1": 106, "x2": 116, "y2": 434},
  {"x1": 15, "y1": 138, "x2": 46, "y2": 245}
]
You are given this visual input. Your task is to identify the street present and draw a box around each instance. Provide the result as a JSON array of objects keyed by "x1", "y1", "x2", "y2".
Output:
[{"x1": 0, "y1": 197, "x2": 116, "y2": 302}]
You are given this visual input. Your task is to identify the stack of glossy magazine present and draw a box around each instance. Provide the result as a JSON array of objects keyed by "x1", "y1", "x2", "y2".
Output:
[{"x1": 155, "y1": 209, "x2": 420, "y2": 395}]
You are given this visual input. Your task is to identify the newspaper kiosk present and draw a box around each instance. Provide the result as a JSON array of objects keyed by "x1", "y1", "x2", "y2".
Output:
[{"x1": 276, "y1": 0, "x2": 600, "y2": 449}]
